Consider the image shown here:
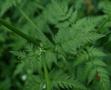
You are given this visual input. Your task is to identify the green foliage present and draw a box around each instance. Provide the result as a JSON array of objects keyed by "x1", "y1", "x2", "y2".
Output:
[{"x1": 0, "y1": 0, "x2": 111, "y2": 90}]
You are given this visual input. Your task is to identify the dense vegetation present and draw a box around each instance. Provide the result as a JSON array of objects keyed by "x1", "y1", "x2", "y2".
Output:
[{"x1": 0, "y1": 0, "x2": 111, "y2": 90}]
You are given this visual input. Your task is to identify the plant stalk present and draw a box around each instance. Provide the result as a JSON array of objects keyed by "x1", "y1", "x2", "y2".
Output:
[
  {"x1": 0, "y1": 19, "x2": 40, "y2": 46},
  {"x1": 43, "y1": 63, "x2": 51, "y2": 90},
  {"x1": 42, "y1": 52, "x2": 51, "y2": 90},
  {"x1": 15, "y1": 5, "x2": 54, "y2": 47}
]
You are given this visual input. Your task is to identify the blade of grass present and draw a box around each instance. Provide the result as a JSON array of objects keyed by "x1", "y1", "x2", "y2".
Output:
[{"x1": 0, "y1": 19, "x2": 40, "y2": 46}]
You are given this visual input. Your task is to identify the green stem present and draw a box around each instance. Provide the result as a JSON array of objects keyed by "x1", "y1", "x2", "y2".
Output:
[
  {"x1": 15, "y1": 5, "x2": 54, "y2": 47},
  {"x1": 0, "y1": 19, "x2": 40, "y2": 46},
  {"x1": 43, "y1": 63, "x2": 51, "y2": 90}
]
